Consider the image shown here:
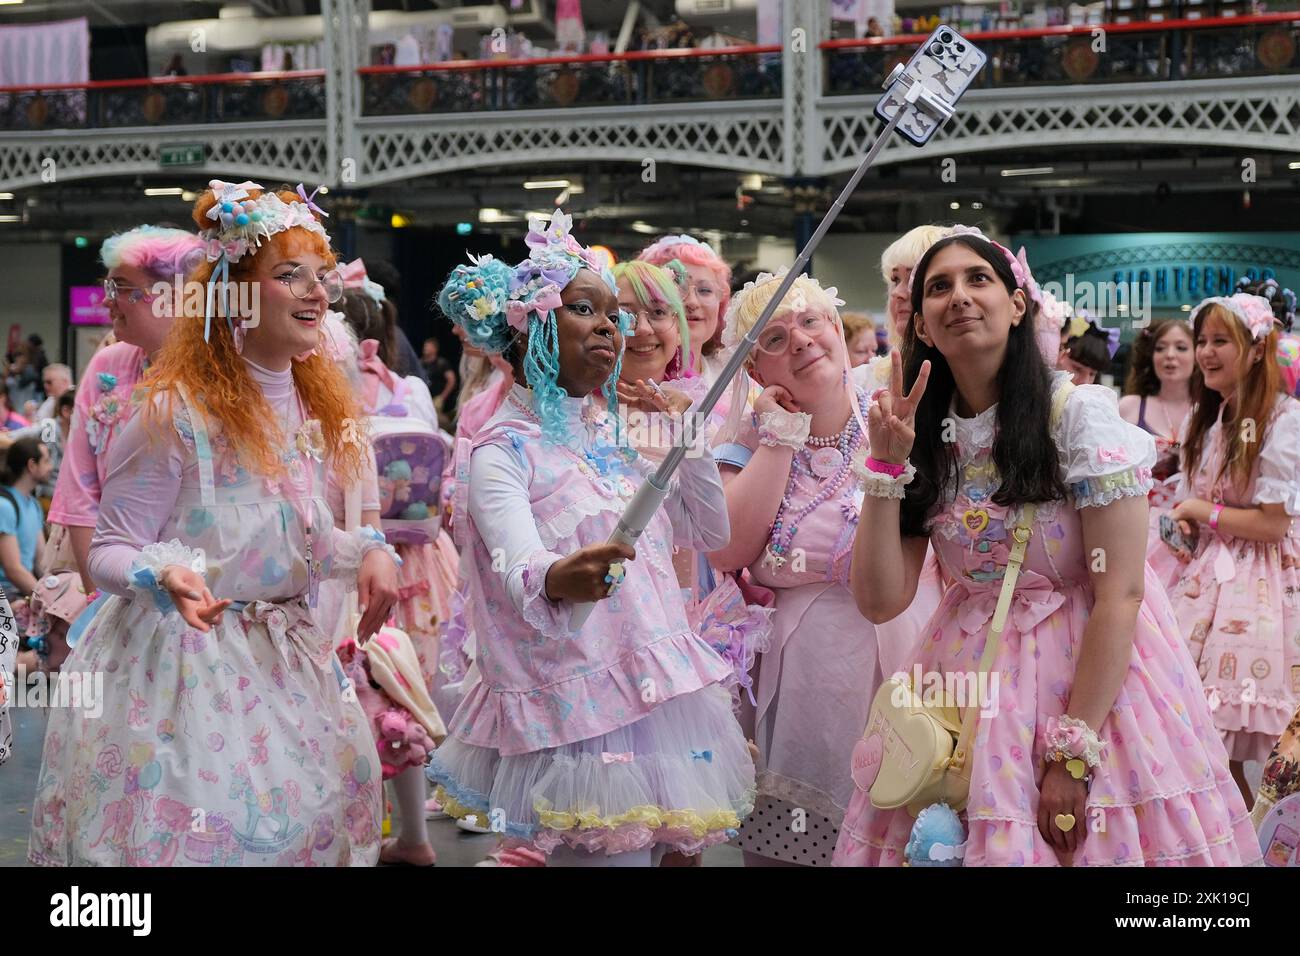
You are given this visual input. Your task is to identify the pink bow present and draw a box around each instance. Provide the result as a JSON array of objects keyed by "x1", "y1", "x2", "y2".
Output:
[
  {"x1": 954, "y1": 569, "x2": 1066, "y2": 637},
  {"x1": 339, "y1": 258, "x2": 368, "y2": 289},
  {"x1": 1097, "y1": 446, "x2": 1130, "y2": 465},
  {"x1": 600, "y1": 752, "x2": 634, "y2": 764},
  {"x1": 505, "y1": 300, "x2": 529, "y2": 332},
  {"x1": 358, "y1": 338, "x2": 398, "y2": 394}
]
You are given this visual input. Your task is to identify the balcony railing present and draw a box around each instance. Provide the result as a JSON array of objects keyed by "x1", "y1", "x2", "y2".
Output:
[
  {"x1": 358, "y1": 45, "x2": 783, "y2": 116},
  {"x1": 0, "y1": 70, "x2": 327, "y2": 131},
  {"x1": 822, "y1": 12, "x2": 1300, "y2": 93}
]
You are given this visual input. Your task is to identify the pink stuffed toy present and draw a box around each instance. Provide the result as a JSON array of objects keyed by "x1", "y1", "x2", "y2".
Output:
[{"x1": 374, "y1": 708, "x2": 436, "y2": 779}]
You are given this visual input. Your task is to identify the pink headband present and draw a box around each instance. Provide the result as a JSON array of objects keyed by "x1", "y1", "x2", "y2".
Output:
[{"x1": 907, "y1": 225, "x2": 1044, "y2": 311}]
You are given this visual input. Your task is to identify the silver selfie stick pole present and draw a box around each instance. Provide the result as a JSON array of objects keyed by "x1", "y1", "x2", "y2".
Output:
[{"x1": 566, "y1": 75, "x2": 958, "y2": 632}]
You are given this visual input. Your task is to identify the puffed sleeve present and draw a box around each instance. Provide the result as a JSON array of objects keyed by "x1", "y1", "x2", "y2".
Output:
[
  {"x1": 467, "y1": 438, "x2": 568, "y2": 639},
  {"x1": 1254, "y1": 397, "x2": 1300, "y2": 516},
  {"x1": 87, "y1": 394, "x2": 191, "y2": 605},
  {"x1": 1058, "y1": 383, "x2": 1157, "y2": 509}
]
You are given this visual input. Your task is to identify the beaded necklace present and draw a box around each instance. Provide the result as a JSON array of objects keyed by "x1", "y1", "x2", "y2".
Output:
[{"x1": 763, "y1": 391, "x2": 868, "y2": 571}]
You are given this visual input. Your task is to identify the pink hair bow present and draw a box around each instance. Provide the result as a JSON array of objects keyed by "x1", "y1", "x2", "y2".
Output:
[
  {"x1": 339, "y1": 258, "x2": 369, "y2": 288},
  {"x1": 358, "y1": 338, "x2": 398, "y2": 392},
  {"x1": 295, "y1": 184, "x2": 329, "y2": 218},
  {"x1": 504, "y1": 299, "x2": 529, "y2": 332},
  {"x1": 601, "y1": 752, "x2": 634, "y2": 765}
]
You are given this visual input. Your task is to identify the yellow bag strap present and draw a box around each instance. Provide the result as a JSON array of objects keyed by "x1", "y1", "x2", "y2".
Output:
[{"x1": 948, "y1": 377, "x2": 1074, "y2": 771}]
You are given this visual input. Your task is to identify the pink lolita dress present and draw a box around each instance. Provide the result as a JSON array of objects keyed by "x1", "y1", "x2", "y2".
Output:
[
  {"x1": 1166, "y1": 393, "x2": 1300, "y2": 764},
  {"x1": 29, "y1": 360, "x2": 389, "y2": 866},
  {"x1": 1138, "y1": 396, "x2": 1190, "y2": 593},
  {"x1": 426, "y1": 385, "x2": 755, "y2": 858},
  {"x1": 719, "y1": 388, "x2": 883, "y2": 866},
  {"x1": 834, "y1": 373, "x2": 1261, "y2": 866}
]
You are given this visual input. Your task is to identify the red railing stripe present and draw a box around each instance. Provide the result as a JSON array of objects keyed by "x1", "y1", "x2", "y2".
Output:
[
  {"x1": 818, "y1": 10, "x2": 1300, "y2": 49},
  {"x1": 0, "y1": 69, "x2": 325, "y2": 96},
  {"x1": 357, "y1": 44, "x2": 783, "y2": 74}
]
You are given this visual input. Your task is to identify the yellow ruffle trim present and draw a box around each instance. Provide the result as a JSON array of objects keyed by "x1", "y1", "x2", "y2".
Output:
[
  {"x1": 534, "y1": 800, "x2": 742, "y2": 837},
  {"x1": 433, "y1": 786, "x2": 751, "y2": 838}
]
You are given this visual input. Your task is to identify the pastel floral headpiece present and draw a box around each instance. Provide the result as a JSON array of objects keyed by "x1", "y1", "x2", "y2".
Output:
[
  {"x1": 720, "y1": 267, "x2": 845, "y2": 350},
  {"x1": 909, "y1": 225, "x2": 1044, "y2": 311},
  {"x1": 200, "y1": 179, "x2": 328, "y2": 266},
  {"x1": 199, "y1": 179, "x2": 331, "y2": 345},
  {"x1": 639, "y1": 233, "x2": 719, "y2": 262},
  {"x1": 1190, "y1": 293, "x2": 1278, "y2": 341},
  {"x1": 504, "y1": 210, "x2": 615, "y2": 332},
  {"x1": 339, "y1": 258, "x2": 386, "y2": 305}
]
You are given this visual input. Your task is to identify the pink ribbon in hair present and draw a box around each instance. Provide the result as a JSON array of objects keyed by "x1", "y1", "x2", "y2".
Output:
[
  {"x1": 339, "y1": 258, "x2": 369, "y2": 288},
  {"x1": 600, "y1": 752, "x2": 634, "y2": 765},
  {"x1": 505, "y1": 284, "x2": 564, "y2": 332},
  {"x1": 358, "y1": 338, "x2": 399, "y2": 393}
]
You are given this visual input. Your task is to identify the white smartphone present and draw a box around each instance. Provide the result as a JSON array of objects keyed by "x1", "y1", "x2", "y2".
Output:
[{"x1": 875, "y1": 26, "x2": 987, "y2": 147}]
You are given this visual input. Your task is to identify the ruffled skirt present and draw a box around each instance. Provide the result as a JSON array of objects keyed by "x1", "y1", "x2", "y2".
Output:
[
  {"x1": 1168, "y1": 531, "x2": 1300, "y2": 763},
  {"x1": 833, "y1": 567, "x2": 1260, "y2": 866},
  {"x1": 427, "y1": 684, "x2": 756, "y2": 857},
  {"x1": 29, "y1": 594, "x2": 381, "y2": 867}
]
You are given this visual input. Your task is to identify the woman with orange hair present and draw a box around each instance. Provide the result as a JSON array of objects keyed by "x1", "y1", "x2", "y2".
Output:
[{"x1": 29, "y1": 181, "x2": 400, "y2": 866}]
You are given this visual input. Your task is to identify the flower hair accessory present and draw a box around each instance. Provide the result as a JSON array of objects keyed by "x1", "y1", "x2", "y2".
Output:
[
  {"x1": 1190, "y1": 293, "x2": 1278, "y2": 341},
  {"x1": 720, "y1": 267, "x2": 846, "y2": 350},
  {"x1": 200, "y1": 180, "x2": 332, "y2": 344},
  {"x1": 508, "y1": 210, "x2": 613, "y2": 332},
  {"x1": 339, "y1": 259, "x2": 386, "y2": 305},
  {"x1": 640, "y1": 233, "x2": 718, "y2": 262}
]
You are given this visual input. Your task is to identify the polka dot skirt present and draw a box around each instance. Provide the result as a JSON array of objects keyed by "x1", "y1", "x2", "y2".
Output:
[{"x1": 734, "y1": 796, "x2": 839, "y2": 866}]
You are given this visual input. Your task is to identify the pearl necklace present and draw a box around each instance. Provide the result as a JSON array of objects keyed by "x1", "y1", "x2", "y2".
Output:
[
  {"x1": 804, "y1": 419, "x2": 853, "y2": 479},
  {"x1": 763, "y1": 392, "x2": 868, "y2": 571}
]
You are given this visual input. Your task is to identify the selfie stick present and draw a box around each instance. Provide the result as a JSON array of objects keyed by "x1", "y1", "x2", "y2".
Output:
[{"x1": 566, "y1": 71, "x2": 960, "y2": 632}]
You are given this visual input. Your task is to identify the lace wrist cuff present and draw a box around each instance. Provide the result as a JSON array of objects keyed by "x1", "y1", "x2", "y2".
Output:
[
  {"x1": 128, "y1": 539, "x2": 206, "y2": 613},
  {"x1": 757, "y1": 408, "x2": 811, "y2": 450},
  {"x1": 850, "y1": 448, "x2": 916, "y2": 500}
]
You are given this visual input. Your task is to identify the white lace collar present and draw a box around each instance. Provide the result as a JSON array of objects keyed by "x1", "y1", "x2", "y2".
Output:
[{"x1": 949, "y1": 371, "x2": 1072, "y2": 462}]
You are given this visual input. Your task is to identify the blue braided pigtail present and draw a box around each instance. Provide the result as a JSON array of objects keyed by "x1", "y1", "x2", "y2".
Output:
[
  {"x1": 525, "y1": 309, "x2": 569, "y2": 445},
  {"x1": 435, "y1": 257, "x2": 516, "y2": 354}
]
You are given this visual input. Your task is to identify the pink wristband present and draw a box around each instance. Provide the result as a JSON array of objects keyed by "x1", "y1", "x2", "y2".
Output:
[
  {"x1": 1209, "y1": 503, "x2": 1224, "y2": 531},
  {"x1": 865, "y1": 456, "x2": 906, "y2": 478}
]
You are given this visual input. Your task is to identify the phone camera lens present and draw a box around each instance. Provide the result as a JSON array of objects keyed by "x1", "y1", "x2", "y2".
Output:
[{"x1": 939, "y1": 31, "x2": 952, "y2": 42}]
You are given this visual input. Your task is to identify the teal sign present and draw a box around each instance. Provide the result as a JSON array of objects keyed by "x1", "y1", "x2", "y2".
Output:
[{"x1": 1011, "y1": 232, "x2": 1300, "y2": 326}]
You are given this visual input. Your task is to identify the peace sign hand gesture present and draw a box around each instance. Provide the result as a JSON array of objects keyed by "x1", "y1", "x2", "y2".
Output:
[{"x1": 867, "y1": 350, "x2": 931, "y2": 465}]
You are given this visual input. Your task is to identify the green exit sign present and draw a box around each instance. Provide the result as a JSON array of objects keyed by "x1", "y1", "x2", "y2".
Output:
[{"x1": 159, "y1": 144, "x2": 206, "y2": 167}]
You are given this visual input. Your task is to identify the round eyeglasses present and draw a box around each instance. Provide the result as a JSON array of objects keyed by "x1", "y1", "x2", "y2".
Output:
[
  {"x1": 755, "y1": 313, "x2": 829, "y2": 355},
  {"x1": 622, "y1": 305, "x2": 678, "y2": 329},
  {"x1": 102, "y1": 277, "x2": 158, "y2": 305},
  {"x1": 278, "y1": 264, "x2": 344, "y2": 303}
]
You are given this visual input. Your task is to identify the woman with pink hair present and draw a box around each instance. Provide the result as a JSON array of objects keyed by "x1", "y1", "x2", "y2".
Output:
[
  {"x1": 638, "y1": 234, "x2": 733, "y2": 388},
  {"x1": 50, "y1": 225, "x2": 205, "y2": 593}
]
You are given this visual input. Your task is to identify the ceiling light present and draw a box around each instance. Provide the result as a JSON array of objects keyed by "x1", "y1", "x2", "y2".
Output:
[
  {"x1": 1181, "y1": 304, "x2": 1192, "y2": 311},
  {"x1": 1000, "y1": 166, "x2": 1055, "y2": 177},
  {"x1": 741, "y1": 174, "x2": 763, "y2": 191},
  {"x1": 317, "y1": 186, "x2": 329, "y2": 194},
  {"x1": 1290, "y1": 162, "x2": 1300, "y2": 170},
  {"x1": 0, "y1": 193, "x2": 13, "y2": 200},
  {"x1": 181, "y1": 191, "x2": 197, "y2": 202},
  {"x1": 971, "y1": 201, "x2": 983, "y2": 210},
  {"x1": 144, "y1": 187, "x2": 184, "y2": 196},
  {"x1": 479, "y1": 208, "x2": 520, "y2": 223},
  {"x1": 949, "y1": 201, "x2": 960, "y2": 210},
  {"x1": 524, "y1": 179, "x2": 570, "y2": 190},
  {"x1": 630, "y1": 221, "x2": 658, "y2": 234},
  {"x1": 0, "y1": 215, "x2": 21, "y2": 223}
]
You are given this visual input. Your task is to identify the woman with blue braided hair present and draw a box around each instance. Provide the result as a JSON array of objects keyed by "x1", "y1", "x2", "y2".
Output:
[{"x1": 429, "y1": 211, "x2": 755, "y2": 866}]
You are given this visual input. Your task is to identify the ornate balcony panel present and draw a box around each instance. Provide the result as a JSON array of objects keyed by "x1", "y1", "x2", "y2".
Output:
[
  {"x1": 0, "y1": 122, "x2": 327, "y2": 192},
  {"x1": 357, "y1": 100, "x2": 785, "y2": 185},
  {"x1": 0, "y1": 74, "x2": 326, "y2": 132},
  {"x1": 818, "y1": 75, "x2": 1300, "y2": 176},
  {"x1": 359, "y1": 47, "x2": 782, "y2": 116}
]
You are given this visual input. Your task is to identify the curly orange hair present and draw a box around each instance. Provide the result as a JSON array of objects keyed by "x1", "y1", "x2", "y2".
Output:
[{"x1": 139, "y1": 185, "x2": 365, "y2": 485}]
